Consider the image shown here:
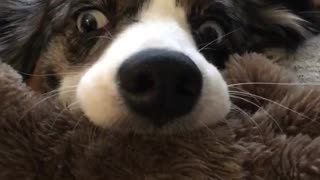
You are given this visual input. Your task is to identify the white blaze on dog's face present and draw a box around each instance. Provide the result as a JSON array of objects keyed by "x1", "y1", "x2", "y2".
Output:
[{"x1": 71, "y1": 0, "x2": 231, "y2": 131}]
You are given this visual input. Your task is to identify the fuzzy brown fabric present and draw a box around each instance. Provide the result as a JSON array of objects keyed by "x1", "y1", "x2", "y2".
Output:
[{"x1": 1, "y1": 54, "x2": 320, "y2": 180}]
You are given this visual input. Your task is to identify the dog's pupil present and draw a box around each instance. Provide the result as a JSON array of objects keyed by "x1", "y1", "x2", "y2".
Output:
[
  {"x1": 81, "y1": 14, "x2": 98, "y2": 33},
  {"x1": 199, "y1": 25, "x2": 219, "y2": 43}
]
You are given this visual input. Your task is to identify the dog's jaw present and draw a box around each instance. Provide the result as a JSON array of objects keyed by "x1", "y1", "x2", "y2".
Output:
[{"x1": 71, "y1": 0, "x2": 231, "y2": 132}]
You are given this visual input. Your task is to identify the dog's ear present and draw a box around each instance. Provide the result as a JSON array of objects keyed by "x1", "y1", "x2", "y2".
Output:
[
  {"x1": 268, "y1": 0, "x2": 320, "y2": 31},
  {"x1": 268, "y1": 0, "x2": 314, "y2": 11},
  {"x1": 0, "y1": 0, "x2": 71, "y2": 79},
  {"x1": 236, "y1": 0, "x2": 320, "y2": 53},
  {"x1": 0, "y1": 0, "x2": 48, "y2": 77}
]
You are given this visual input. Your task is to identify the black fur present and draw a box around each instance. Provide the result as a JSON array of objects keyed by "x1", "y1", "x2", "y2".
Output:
[{"x1": 0, "y1": 0, "x2": 71, "y2": 79}]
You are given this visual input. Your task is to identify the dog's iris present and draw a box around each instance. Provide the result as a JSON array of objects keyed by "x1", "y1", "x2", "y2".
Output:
[{"x1": 77, "y1": 10, "x2": 109, "y2": 33}]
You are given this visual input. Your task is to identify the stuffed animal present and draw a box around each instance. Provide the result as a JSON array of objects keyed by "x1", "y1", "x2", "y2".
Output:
[{"x1": 1, "y1": 53, "x2": 320, "y2": 180}]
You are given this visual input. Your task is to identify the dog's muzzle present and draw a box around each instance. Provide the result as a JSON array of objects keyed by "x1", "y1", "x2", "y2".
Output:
[{"x1": 117, "y1": 49, "x2": 203, "y2": 127}]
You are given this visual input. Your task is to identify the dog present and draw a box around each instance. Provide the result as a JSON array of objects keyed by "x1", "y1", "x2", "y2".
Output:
[{"x1": 0, "y1": 0, "x2": 319, "y2": 133}]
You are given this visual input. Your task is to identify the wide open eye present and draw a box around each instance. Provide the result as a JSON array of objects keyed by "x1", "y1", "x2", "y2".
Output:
[
  {"x1": 198, "y1": 21, "x2": 224, "y2": 44},
  {"x1": 77, "y1": 10, "x2": 109, "y2": 33}
]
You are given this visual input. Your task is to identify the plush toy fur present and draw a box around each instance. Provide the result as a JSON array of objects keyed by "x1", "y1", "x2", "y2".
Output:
[{"x1": 1, "y1": 53, "x2": 320, "y2": 180}]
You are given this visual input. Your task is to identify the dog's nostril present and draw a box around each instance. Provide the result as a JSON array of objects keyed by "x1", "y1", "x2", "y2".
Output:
[{"x1": 118, "y1": 48, "x2": 203, "y2": 127}]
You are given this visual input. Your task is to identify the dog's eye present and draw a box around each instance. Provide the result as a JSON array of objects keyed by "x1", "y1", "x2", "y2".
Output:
[
  {"x1": 77, "y1": 10, "x2": 109, "y2": 33},
  {"x1": 198, "y1": 21, "x2": 224, "y2": 44}
]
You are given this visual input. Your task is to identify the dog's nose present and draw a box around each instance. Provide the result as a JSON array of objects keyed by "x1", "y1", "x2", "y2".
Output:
[{"x1": 118, "y1": 49, "x2": 203, "y2": 127}]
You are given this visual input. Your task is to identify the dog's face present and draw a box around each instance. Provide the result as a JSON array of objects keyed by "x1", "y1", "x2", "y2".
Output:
[
  {"x1": 1, "y1": 0, "x2": 318, "y2": 133},
  {"x1": 54, "y1": 0, "x2": 232, "y2": 132}
]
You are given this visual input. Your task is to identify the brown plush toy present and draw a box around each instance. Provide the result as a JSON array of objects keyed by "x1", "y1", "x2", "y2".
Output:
[{"x1": 1, "y1": 53, "x2": 320, "y2": 180}]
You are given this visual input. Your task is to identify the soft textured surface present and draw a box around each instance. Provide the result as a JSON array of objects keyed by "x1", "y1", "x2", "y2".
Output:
[
  {"x1": 278, "y1": 35, "x2": 320, "y2": 83},
  {"x1": 1, "y1": 54, "x2": 320, "y2": 179},
  {"x1": 226, "y1": 54, "x2": 320, "y2": 179}
]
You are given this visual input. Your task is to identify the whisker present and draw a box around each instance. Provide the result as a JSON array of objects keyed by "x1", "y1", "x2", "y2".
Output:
[
  {"x1": 17, "y1": 71, "x2": 81, "y2": 77},
  {"x1": 299, "y1": 11, "x2": 320, "y2": 15},
  {"x1": 88, "y1": 31, "x2": 114, "y2": 41},
  {"x1": 88, "y1": 35, "x2": 113, "y2": 41},
  {"x1": 231, "y1": 104, "x2": 264, "y2": 140},
  {"x1": 107, "y1": 31, "x2": 114, "y2": 39},
  {"x1": 18, "y1": 89, "x2": 77, "y2": 123},
  {"x1": 72, "y1": 113, "x2": 85, "y2": 131},
  {"x1": 42, "y1": 85, "x2": 78, "y2": 96},
  {"x1": 228, "y1": 82, "x2": 320, "y2": 87},
  {"x1": 229, "y1": 90, "x2": 315, "y2": 123},
  {"x1": 231, "y1": 104, "x2": 257, "y2": 126},
  {"x1": 50, "y1": 100, "x2": 80, "y2": 128},
  {"x1": 198, "y1": 47, "x2": 218, "y2": 51},
  {"x1": 230, "y1": 94, "x2": 284, "y2": 133},
  {"x1": 199, "y1": 27, "x2": 242, "y2": 52},
  {"x1": 199, "y1": 120, "x2": 217, "y2": 135},
  {"x1": 197, "y1": 119, "x2": 222, "y2": 141},
  {"x1": 86, "y1": 125, "x2": 105, "y2": 151}
]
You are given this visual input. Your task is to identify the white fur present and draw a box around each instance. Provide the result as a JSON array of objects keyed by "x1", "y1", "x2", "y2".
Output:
[{"x1": 67, "y1": 0, "x2": 231, "y2": 130}]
